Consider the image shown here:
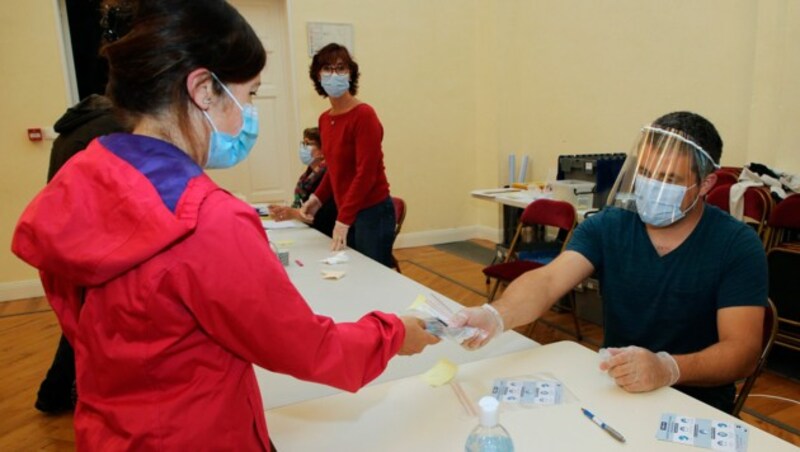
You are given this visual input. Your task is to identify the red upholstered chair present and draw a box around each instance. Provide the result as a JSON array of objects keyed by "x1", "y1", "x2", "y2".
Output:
[
  {"x1": 711, "y1": 169, "x2": 739, "y2": 190},
  {"x1": 706, "y1": 185, "x2": 772, "y2": 244},
  {"x1": 391, "y1": 197, "x2": 407, "y2": 273},
  {"x1": 765, "y1": 193, "x2": 800, "y2": 250},
  {"x1": 482, "y1": 199, "x2": 582, "y2": 339},
  {"x1": 705, "y1": 184, "x2": 731, "y2": 212}
]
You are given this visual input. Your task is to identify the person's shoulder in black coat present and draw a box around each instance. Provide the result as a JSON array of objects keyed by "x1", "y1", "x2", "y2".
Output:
[{"x1": 48, "y1": 94, "x2": 126, "y2": 182}]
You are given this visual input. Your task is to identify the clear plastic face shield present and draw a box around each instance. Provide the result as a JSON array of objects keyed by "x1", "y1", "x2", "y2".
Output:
[{"x1": 607, "y1": 126, "x2": 720, "y2": 227}]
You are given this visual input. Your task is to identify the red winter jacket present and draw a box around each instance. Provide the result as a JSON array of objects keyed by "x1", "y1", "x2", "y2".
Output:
[{"x1": 12, "y1": 134, "x2": 404, "y2": 451}]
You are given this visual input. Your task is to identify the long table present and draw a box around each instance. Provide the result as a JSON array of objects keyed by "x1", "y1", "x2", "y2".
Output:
[
  {"x1": 266, "y1": 340, "x2": 797, "y2": 451},
  {"x1": 255, "y1": 226, "x2": 536, "y2": 409}
]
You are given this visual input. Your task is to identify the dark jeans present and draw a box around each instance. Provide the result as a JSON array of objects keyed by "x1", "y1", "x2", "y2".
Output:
[
  {"x1": 311, "y1": 199, "x2": 338, "y2": 238},
  {"x1": 347, "y1": 197, "x2": 396, "y2": 268},
  {"x1": 35, "y1": 334, "x2": 76, "y2": 412}
]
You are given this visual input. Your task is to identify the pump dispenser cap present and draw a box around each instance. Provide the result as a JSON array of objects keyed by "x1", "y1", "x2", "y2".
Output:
[{"x1": 478, "y1": 396, "x2": 499, "y2": 427}]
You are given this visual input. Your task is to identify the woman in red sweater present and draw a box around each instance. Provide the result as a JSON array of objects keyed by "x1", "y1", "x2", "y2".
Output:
[{"x1": 300, "y1": 43, "x2": 397, "y2": 267}]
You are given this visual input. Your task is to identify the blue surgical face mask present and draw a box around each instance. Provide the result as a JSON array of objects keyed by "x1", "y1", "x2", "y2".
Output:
[
  {"x1": 634, "y1": 175, "x2": 697, "y2": 227},
  {"x1": 320, "y1": 74, "x2": 350, "y2": 98},
  {"x1": 203, "y1": 74, "x2": 259, "y2": 169},
  {"x1": 299, "y1": 143, "x2": 314, "y2": 165}
]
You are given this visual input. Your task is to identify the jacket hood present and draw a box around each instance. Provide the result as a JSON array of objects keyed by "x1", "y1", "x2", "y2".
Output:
[
  {"x1": 13, "y1": 134, "x2": 217, "y2": 286},
  {"x1": 53, "y1": 95, "x2": 115, "y2": 134}
]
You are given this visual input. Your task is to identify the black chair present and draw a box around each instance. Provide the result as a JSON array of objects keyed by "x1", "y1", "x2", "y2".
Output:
[{"x1": 732, "y1": 299, "x2": 778, "y2": 417}]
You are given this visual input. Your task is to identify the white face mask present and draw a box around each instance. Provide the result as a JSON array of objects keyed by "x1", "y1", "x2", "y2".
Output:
[
  {"x1": 298, "y1": 143, "x2": 314, "y2": 165},
  {"x1": 634, "y1": 175, "x2": 697, "y2": 227},
  {"x1": 320, "y1": 74, "x2": 350, "y2": 98},
  {"x1": 202, "y1": 73, "x2": 259, "y2": 169}
]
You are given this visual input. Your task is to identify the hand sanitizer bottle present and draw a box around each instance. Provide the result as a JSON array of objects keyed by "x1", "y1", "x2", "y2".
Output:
[{"x1": 465, "y1": 396, "x2": 514, "y2": 452}]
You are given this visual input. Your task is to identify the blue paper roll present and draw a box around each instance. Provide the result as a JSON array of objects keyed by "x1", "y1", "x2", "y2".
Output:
[
  {"x1": 518, "y1": 155, "x2": 529, "y2": 183},
  {"x1": 508, "y1": 154, "x2": 516, "y2": 185}
]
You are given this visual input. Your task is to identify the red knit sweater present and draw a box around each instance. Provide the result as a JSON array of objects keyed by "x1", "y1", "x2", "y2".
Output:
[{"x1": 313, "y1": 103, "x2": 390, "y2": 225}]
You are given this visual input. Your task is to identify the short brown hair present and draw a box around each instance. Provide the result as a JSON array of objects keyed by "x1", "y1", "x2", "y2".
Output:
[
  {"x1": 309, "y1": 43, "x2": 360, "y2": 97},
  {"x1": 303, "y1": 127, "x2": 321, "y2": 147}
]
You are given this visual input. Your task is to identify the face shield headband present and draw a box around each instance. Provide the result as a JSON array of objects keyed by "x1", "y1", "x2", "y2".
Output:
[{"x1": 606, "y1": 125, "x2": 720, "y2": 227}]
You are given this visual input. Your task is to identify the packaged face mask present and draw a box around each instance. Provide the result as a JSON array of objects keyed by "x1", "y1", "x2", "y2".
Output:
[
  {"x1": 409, "y1": 294, "x2": 479, "y2": 344},
  {"x1": 424, "y1": 317, "x2": 480, "y2": 344}
]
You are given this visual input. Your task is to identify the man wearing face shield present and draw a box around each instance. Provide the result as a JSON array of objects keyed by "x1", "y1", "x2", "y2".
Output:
[{"x1": 452, "y1": 112, "x2": 767, "y2": 413}]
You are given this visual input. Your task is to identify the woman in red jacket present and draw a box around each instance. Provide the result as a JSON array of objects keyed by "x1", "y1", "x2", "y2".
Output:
[
  {"x1": 300, "y1": 43, "x2": 397, "y2": 267},
  {"x1": 12, "y1": 1, "x2": 437, "y2": 450}
]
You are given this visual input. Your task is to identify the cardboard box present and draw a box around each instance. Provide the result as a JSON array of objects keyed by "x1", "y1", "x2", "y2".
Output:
[{"x1": 547, "y1": 180, "x2": 595, "y2": 210}]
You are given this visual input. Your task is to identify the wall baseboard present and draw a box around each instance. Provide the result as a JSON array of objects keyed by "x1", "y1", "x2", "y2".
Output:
[
  {"x1": 0, "y1": 279, "x2": 44, "y2": 302},
  {"x1": 394, "y1": 226, "x2": 501, "y2": 249},
  {"x1": 0, "y1": 227, "x2": 502, "y2": 302}
]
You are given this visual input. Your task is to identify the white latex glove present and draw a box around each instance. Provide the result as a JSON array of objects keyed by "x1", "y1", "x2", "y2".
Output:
[
  {"x1": 331, "y1": 221, "x2": 349, "y2": 251},
  {"x1": 599, "y1": 346, "x2": 680, "y2": 392},
  {"x1": 449, "y1": 304, "x2": 505, "y2": 350},
  {"x1": 299, "y1": 194, "x2": 322, "y2": 222}
]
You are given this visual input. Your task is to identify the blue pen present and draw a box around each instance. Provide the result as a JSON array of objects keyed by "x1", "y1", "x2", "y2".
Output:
[{"x1": 581, "y1": 408, "x2": 626, "y2": 443}]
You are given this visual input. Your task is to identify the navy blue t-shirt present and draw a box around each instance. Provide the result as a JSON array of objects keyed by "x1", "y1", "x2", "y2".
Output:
[{"x1": 566, "y1": 205, "x2": 767, "y2": 412}]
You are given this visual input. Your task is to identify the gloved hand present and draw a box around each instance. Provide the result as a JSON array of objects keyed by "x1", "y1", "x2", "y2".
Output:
[
  {"x1": 331, "y1": 221, "x2": 349, "y2": 251},
  {"x1": 298, "y1": 195, "x2": 322, "y2": 222},
  {"x1": 599, "y1": 346, "x2": 680, "y2": 392},
  {"x1": 449, "y1": 304, "x2": 505, "y2": 350},
  {"x1": 398, "y1": 316, "x2": 441, "y2": 355}
]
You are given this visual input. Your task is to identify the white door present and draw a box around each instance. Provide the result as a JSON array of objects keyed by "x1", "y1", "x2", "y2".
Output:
[{"x1": 208, "y1": 0, "x2": 297, "y2": 204}]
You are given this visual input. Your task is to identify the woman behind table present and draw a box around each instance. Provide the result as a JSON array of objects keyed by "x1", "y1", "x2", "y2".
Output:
[
  {"x1": 299, "y1": 43, "x2": 396, "y2": 267},
  {"x1": 269, "y1": 127, "x2": 337, "y2": 236},
  {"x1": 11, "y1": 0, "x2": 437, "y2": 449}
]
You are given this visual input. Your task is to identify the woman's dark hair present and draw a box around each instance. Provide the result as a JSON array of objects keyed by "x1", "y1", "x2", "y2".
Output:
[
  {"x1": 309, "y1": 43, "x2": 360, "y2": 97},
  {"x1": 100, "y1": 0, "x2": 266, "y2": 157},
  {"x1": 303, "y1": 127, "x2": 321, "y2": 147}
]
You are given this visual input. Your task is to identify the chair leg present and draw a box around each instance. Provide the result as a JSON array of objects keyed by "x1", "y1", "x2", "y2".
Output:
[
  {"x1": 392, "y1": 255, "x2": 402, "y2": 273},
  {"x1": 569, "y1": 290, "x2": 582, "y2": 341},
  {"x1": 487, "y1": 280, "x2": 502, "y2": 302},
  {"x1": 523, "y1": 320, "x2": 538, "y2": 339}
]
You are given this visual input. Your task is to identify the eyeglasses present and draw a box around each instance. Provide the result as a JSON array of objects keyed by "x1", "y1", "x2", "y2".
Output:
[{"x1": 320, "y1": 64, "x2": 349, "y2": 76}]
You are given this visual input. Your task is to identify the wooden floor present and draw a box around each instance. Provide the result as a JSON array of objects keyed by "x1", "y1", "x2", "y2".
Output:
[{"x1": 1, "y1": 240, "x2": 798, "y2": 449}]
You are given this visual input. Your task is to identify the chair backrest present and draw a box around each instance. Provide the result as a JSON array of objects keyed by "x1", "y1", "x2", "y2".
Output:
[
  {"x1": 743, "y1": 187, "x2": 772, "y2": 239},
  {"x1": 502, "y1": 199, "x2": 577, "y2": 261},
  {"x1": 706, "y1": 184, "x2": 771, "y2": 242},
  {"x1": 767, "y1": 245, "x2": 800, "y2": 352},
  {"x1": 766, "y1": 194, "x2": 800, "y2": 249},
  {"x1": 719, "y1": 166, "x2": 743, "y2": 178},
  {"x1": 712, "y1": 169, "x2": 739, "y2": 189},
  {"x1": 391, "y1": 196, "x2": 407, "y2": 237},
  {"x1": 519, "y1": 198, "x2": 576, "y2": 232},
  {"x1": 706, "y1": 184, "x2": 731, "y2": 211},
  {"x1": 732, "y1": 299, "x2": 778, "y2": 417}
]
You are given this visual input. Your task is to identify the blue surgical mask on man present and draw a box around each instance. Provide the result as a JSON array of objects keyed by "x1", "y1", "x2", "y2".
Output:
[
  {"x1": 320, "y1": 74, "x2": 350, "y2": 98},
  {"x1": 203, "y1": 74, "x2": 259, "y2": 169},
  {"x1": 634, "y1": 175, "x2": 697, "y2": 227},
  {"x1": 299, "y1": 143, "x2": 314, "y2": 165}
]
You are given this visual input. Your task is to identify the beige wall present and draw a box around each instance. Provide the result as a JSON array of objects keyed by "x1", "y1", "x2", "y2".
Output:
[
  {"x1": 0, "y1": 1, "x2": 70, "y2": 284},
  {"x1": 1, "y1": 0, "x2": 799, "y2": 292},
  {"x1": 288, "y1": 0, "x2": 481, "y2": 232}
]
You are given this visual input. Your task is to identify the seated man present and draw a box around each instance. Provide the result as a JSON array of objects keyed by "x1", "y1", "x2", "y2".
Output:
[{"x1": 454, "y1": 111, "x2": 767, "y2": 413}]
